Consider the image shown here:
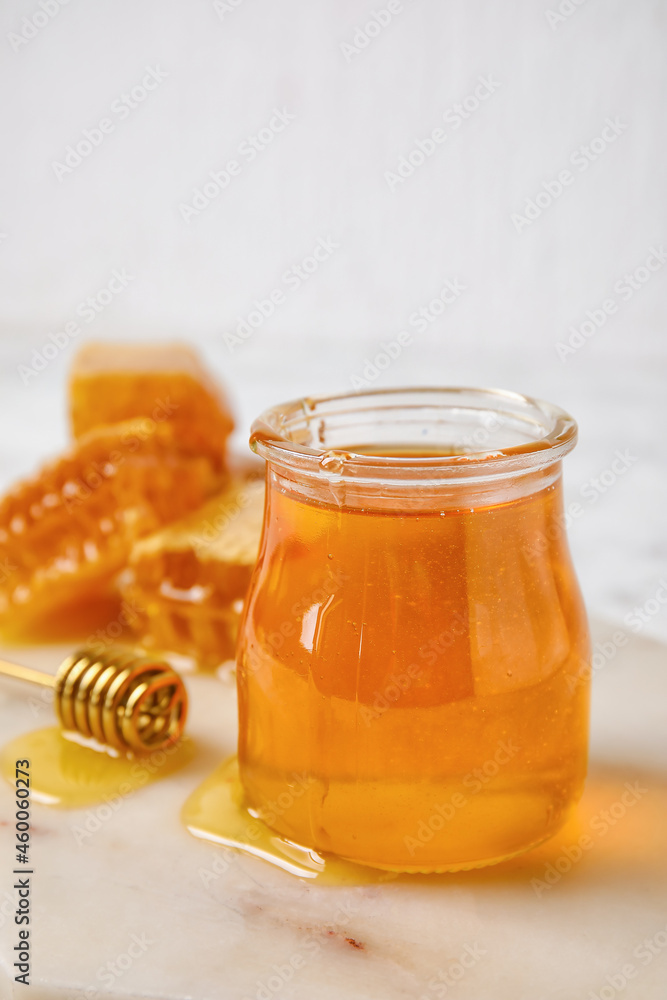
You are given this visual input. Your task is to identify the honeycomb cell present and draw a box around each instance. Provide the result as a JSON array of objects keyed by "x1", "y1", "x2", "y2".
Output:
[
  {"x1": 0, "y1": 419, "x2": 222, "y2": 637},
  {"x1": 69, "y1": 342, "x2": 234, "y2": 469},
  {"x1": 120, "y1": 478, "x2": 264, "y2": 668}
]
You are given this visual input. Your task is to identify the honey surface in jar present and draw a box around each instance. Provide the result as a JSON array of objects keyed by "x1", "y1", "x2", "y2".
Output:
[
  {"x1": 69, "y1": 342, "x2": 234, "y2": 468},
  {"x1": 237, "y1": 458, "x2": 591, "y2": 872},
  {"x1": 0, "y1": 419, "x2": 221, "y2": 637},
  {"x1": 121, "y1": 479, "x2": 264, "y2": 667}
]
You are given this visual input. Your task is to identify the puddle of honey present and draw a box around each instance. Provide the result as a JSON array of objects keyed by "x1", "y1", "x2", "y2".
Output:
[
  {"x1": 182, "y1": 759, "x2": 667, "y2": 888},
  {"x1": 0, "y1": 727, "x2": 195, "y2": 808},
  {"x1": 182, "y1": 756, "x2": 397, "y2": 884}
]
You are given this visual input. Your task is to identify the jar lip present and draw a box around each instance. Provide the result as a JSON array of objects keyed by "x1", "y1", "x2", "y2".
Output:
[{"x1": 250, "y1": 386, "x2": 578, "y2": 482}]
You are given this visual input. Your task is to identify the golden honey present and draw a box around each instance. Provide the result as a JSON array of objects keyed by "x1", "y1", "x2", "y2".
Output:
[
  {"x1": 0, "y1": 728, "x2": 194, "y2": 808},
  {"x1": 69, "y1": 342, "x2": 234, "y2": 469},
  {"x1": 181, "y1": 756, "x2": 393, "y2": 883},
  {"x1": 237, "y1": 388, "x2": 591, "y2": 872},
  {"x1": 0, "y1": 419, "x2": 221, "y2": 637},
  {"x1": 0, "y1": 344, "x2": 234, "y2": 638},
  {"x1": 120, "y1": 479, "x2": 264, "y2": 668}
]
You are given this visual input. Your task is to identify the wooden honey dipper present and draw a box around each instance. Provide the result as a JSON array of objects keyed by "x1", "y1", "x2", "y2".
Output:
[{"x1": 0, "y1": 646, "x2": 188, "y2": 754}]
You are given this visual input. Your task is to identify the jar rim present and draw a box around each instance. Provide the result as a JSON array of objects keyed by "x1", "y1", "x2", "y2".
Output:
[{"x1": 250, "y1": 386, "x2": 578, "y2": 485}]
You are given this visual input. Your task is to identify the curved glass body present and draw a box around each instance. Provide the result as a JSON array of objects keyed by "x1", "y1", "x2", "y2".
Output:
[{"x1": 237, "y1": 388, "x2": 591, "y2": 872}]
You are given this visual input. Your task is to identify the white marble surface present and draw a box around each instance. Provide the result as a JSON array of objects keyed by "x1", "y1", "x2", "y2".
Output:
[{"x1": 0, "y1": 617, "x2": 666, "y2": 1000}]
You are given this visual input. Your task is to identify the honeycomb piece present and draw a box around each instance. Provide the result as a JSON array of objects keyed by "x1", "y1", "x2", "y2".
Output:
[
  {"x1": 120, "y1": 478, "x2": 264, "y2": 668},
  {"x1": 0, "y1": 419, "x2": 222, "y2": 636},
  {"x1": 69, "y1": 342, "x2": 234, "y2": 469}
]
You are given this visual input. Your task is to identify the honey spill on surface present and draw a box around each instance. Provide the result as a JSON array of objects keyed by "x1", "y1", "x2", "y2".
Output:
[
  {"x1": 0, "y1": 728, "x2": 195, "y2": 808},
  {"x1": 181, "y1": 756, "x2": 396, "y2": 884},
  {"x1": 237, "y1": 457, "x2": 591, "y2": 872}
]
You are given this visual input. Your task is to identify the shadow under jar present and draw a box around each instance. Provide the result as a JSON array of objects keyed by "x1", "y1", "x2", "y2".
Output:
[{"x1": 237, "y1": 388, "x2": 591, "y2": 872}]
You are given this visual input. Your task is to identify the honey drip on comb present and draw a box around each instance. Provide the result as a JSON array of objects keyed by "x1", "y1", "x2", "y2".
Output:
[
  {"x1": 0, "y1": 727, "x2": 194, "y2": 808},
  {"x1": 181, "y1": 757, "x2": 395, "y2": 884}
]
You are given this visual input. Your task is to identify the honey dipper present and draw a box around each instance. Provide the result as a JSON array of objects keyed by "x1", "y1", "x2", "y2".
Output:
[{"x1": 0, "y1": 646, "x2": 187, "y2": 754}]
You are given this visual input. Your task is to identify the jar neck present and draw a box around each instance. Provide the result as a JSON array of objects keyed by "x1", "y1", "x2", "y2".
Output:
[
  {"x1": 252, "y1": 387, "x2": 577, "y2": 512},
  {"x1": 266, "y1": 459, "x2": 564, "y2": 512}
]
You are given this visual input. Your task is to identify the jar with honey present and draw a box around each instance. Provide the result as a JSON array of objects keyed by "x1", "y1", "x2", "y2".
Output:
[{"x1": 237, "y1": 388, "x2": 591, "y2": 872}]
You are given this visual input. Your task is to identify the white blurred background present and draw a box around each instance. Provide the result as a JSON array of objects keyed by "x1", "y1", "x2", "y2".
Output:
[{"x1": 0, "y1": 0, "x2": 665, "y2": 639}]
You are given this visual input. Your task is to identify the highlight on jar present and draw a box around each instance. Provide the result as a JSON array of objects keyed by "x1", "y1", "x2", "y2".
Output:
[{"x1": 234, "y1": 387, "x2": 591, "y2": 873}]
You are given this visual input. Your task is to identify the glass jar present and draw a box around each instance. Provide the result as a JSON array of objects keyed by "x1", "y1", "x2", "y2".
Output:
[{"x1": 237, "y1": 388, "x2": 591, "y2": 872}]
